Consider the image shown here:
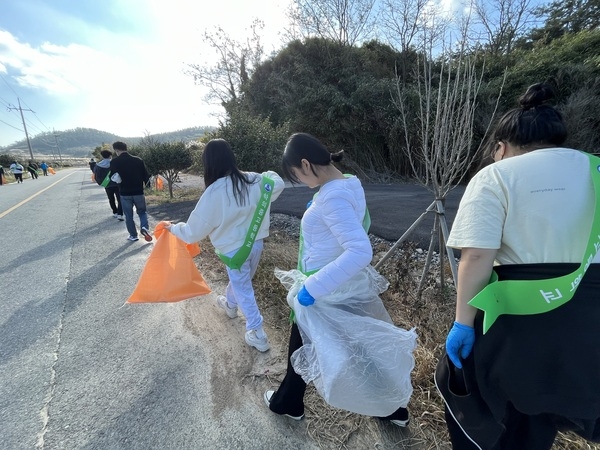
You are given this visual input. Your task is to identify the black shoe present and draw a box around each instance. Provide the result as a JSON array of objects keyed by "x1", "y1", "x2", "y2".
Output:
[
  {"x1": 435, "y1": 354, "x2": 504, "y2": 449},
  {"x1": 377, "y1": 406, "x2": 410, "y2": 427},
  {"x1": 140, "y1": 227, "x2": 152, "y2": 242},
  {"x1": 263, "y1": 390, "x2": 304, "y2": 420}
]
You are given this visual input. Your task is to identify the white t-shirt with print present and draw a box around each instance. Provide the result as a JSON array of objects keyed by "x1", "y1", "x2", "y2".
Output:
[{"x1": 447, "y1": 148, "x2": 599, "y2": 264}]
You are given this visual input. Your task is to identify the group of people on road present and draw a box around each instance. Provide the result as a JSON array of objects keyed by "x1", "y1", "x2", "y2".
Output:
[
  {"x1": 91, "y1": 142, "x2": 152, "y2": 242},
  {"x1": 2, "y1": 160, "x2": 51, "y2": 184},
  {"x1": 118, "y1": 82, "x2": 598, "y2": 450}
]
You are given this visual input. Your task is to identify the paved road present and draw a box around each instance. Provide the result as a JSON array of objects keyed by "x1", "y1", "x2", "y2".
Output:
[
  {"x1": 271, "y1": 183, "x2": 466, "y2": 248},
  {"x1": 0, "y1": 170, "x2": 318, "y2": 450}
]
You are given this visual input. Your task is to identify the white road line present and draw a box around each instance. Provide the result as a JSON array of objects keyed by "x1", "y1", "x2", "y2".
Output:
[{"x1": 0, "y1": 171, "x2": 78, "y2": 219}]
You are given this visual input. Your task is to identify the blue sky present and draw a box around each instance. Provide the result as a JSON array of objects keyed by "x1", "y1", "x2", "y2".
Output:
[{"x1": 0, "y1": 0, "x2": 289, "y2": 147}]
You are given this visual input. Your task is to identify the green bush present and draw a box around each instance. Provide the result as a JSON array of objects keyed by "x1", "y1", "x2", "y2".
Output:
[{"x1": 209, "y1": 108, "x2": 290, "y2": 174}]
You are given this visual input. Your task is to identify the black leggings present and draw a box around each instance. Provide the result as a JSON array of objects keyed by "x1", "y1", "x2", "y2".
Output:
[
  {"x1": 267, "y1": 323, "x2": 307, "y2": 417},
  {"x1": 268, "y1": 323, "x2": 409, "y2": 421}
]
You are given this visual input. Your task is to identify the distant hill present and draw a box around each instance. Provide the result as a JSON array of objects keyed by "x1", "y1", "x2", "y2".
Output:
[{"x1": 0, "y1": 126, "x2": 215, "y2": 157}]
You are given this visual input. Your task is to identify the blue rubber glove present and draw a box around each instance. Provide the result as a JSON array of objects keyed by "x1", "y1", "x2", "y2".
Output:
[
  {"x1": 445, "y1": 321, "x2": 475, "y2": 369},
  {"x1": 297, "y1": 285, "x2": 315, "y2": 306},
  {"x1": 306, "y1": 199, "x2": 313, "y2": 209}
]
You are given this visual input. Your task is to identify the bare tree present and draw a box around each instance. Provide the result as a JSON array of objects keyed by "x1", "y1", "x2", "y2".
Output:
[
  {"x1": 474, "y1": 0, "x2": 534, "y2": 56},
  {"x1": 376, "y1": 19, "x2": 505, "y2": 295},
  {"x1": 380, "y1": 0, "x2": 429, "y2": 53},
  {"x1": 285, "y1": 0, "x2": 378, "y2": 46},
  {"x1": 185, "y1": 19, "x2": 264, "y2": 107}
]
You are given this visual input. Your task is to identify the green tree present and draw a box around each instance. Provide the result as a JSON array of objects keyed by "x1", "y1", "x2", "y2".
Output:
[
  {"x1": 140, "y1": 141, "x2": 193, "y2": 198},
  {"x1": 244, "y1": 38, "x2": 415, "y2": 176},
  {"x1": 209, "y1": 107, "x2": 290, "y2": 174},
  {"x1": 526, "y1": 0, "x2": 600, "y2": 46}
]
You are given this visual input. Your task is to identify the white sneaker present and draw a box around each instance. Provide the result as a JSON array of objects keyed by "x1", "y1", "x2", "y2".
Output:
[
  {"x1": 245, "y1": 329, "x2": 270, "y2": 352},
  {"x1": 116, "y1": 215, "x2": 124, "y2": 221},
  {"x1": 216, "y1": 295, "x2": 238, "y2": 318},
  {"x1": 127, "y1": 235, "x2": 139, "y2": 241},
  {"x1": 112, "y1": 213, "x2": 118, "y2": 218}
]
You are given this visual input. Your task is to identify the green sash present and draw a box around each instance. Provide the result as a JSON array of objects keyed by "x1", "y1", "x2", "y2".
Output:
[
  {"x1": 217, "y1": 176, "x2": 275, "y2": 270},
  {"x1": 100, "y1": 171, "x2": 112, "y2": 188},
  {"x1": 469, "y1": 152, "x2": 600, "y2": 334},
  {"x1": 292, "y1": 175, "x2": 371, "y2": 322}
]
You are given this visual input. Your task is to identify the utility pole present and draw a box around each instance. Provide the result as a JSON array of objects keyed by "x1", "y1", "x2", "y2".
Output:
[
  {"x1": 8, "y1": 98, "x2": 35, "y2": 161},
  {"x1": 53, "y1": 129, "x2": 63, "y2": 164}
]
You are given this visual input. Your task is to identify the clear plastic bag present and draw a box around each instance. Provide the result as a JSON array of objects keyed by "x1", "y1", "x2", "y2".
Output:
[{"x1": 274, "y1": 266, "x2": 417, "y2": 416}]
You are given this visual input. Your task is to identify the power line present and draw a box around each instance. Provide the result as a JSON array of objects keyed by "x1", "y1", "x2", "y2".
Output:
[
  {"x1": 19, "y1": 97, "x2": 51, "y2": 132},
  {"x1": 0, "y1": 118, "x2": 23, "y2": 131}
]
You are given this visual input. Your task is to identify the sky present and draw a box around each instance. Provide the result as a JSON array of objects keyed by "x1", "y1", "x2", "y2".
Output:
[{"x1": 0, "y1": 0, "x2": 291, "y2": 147}]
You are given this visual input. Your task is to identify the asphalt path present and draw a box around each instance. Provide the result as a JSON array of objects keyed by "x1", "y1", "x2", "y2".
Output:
[
  {"x1": 271, "y1": 182, "x2": 466, "y2": 248},
  {"x1": 0, "y1": 169, "x2": 318, "y2": 450}
]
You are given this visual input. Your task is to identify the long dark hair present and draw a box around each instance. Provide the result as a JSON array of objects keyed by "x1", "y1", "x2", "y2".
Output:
[
  {"x1": 491, "y1": 83, "x2": 567, "y2": 152},
  {"x1": 202, "y1": 139, "x2": 254, "y2": 206},
  {"x1": 282, "y1": 133, "x2": 343, "y2": 183}
]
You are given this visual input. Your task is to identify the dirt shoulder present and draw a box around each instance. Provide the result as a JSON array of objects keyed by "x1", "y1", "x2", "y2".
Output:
[{"x1": 147, "y1": 194, "x2": 450, "y2": 449}]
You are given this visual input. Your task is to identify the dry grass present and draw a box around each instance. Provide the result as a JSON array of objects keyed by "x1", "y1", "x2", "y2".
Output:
[
  {"x1": 149, "y1": 188, "x2": 599, "y2": 449},
  {"x1": 250, "y1": 227, "x2": 599, "y2": 450}
]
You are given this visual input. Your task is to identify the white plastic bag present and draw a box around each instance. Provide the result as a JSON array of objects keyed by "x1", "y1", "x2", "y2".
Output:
[{"x1": 274, "y1": 266, "x2": 417, "y2": 416}]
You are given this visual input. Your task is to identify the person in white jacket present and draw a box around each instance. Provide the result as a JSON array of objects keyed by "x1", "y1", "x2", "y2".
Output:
[
  {"x1": 264, "y1": 133, "x2": 416, "y2": 425},
  {"x1": 10, "y1": 161, "x2": 24, "y2": 183},
  {"x1": 166, "y1": 139, "x2": 284, "y2": 352}
]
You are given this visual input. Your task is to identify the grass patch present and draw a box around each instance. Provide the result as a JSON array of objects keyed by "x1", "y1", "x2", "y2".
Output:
[{"x1": 145, "y1": 186, "x2": 203, "y2": 205}]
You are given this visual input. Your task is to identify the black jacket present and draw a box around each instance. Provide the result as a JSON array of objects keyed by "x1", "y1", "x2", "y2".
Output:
[
  {"x1": 93, "y1": 159, "x2": 118, "y2": 188},
  {"x1": 109, "y1": 152, "x2": 150, "y2": 196}
]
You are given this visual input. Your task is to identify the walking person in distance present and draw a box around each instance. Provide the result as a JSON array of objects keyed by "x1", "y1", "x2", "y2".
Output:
[
  {"x1": 10, "y1": 161, "x2": 24, "y2": 183},
  {"x1": 109, "y1": 141, "x2": 152, "y2": 242},
  {"x1": 94, "y1": 150, "x2": 124, "y2": 221}
]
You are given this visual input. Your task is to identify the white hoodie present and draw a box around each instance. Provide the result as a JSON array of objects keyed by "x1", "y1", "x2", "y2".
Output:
[{"x1": 170, "y1": 171, "x2": 284, "y2": 254}]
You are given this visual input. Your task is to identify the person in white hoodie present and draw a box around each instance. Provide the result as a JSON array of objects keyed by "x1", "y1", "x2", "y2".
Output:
[
  {"x1": 167, "y1": 139, "x2": 284, "y2": 352},
  {"x1": 93, "y1": 150, "x2": 124, "y2": 220},
  {"x1": 10, "y1": 161, "x2": 24, "y2": 183}
]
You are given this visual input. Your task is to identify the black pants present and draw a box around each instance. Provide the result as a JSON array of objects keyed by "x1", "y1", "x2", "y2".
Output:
[
  {"x1": 268, "y1": 323, "x2": 409, "y2": 421},
  {"x1": 445, "y1": 404, "x2": 558, "y2": 450},
  {"x1": 268, "y1": 323, "x2": 307, "y2": 417},
  {"x1": 15, "y1": 173, "x2": 23, "y2": 183},
  {"x1": 28, "y1": 169, "x2": 38, "y2": 179},
  {"x1": 105, "y1": 186, "x2": 122, "y2": 215}
]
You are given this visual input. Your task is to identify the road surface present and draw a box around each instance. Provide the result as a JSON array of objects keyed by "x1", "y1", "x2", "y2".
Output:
[{"x1": 0, "y1": 169, "x2": 319, "y2": 450}]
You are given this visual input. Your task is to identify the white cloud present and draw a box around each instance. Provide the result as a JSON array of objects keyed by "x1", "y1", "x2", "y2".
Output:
[{"x1": 0, "y1": 0, "x2": 293, "y2": 143}]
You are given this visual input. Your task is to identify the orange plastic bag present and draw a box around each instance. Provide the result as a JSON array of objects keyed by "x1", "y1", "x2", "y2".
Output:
[
  {"x1": 127, "y1": 221, "x2": 211, "y2": 303},
  {"x1": 91, "y1": 173, "x2": 95, "y2": 182},
  {"x1": 48, "y1": 167, "x2": 56, "y2": 174},
  {"x1": 156, "y1": 177, "x2": 164, "y2": 190}
]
